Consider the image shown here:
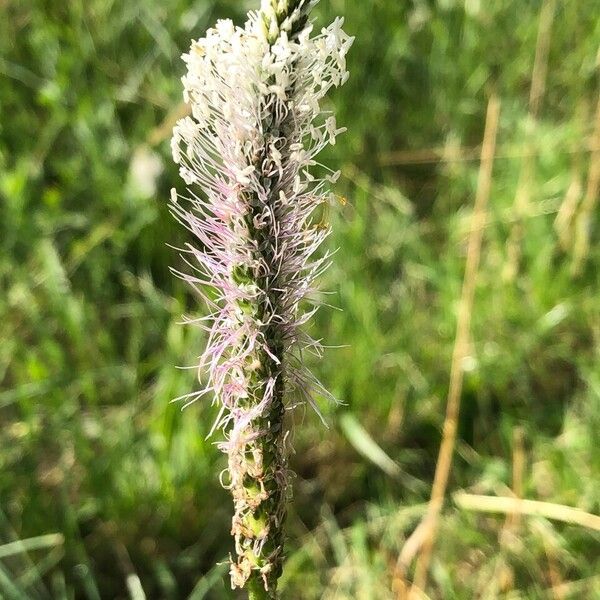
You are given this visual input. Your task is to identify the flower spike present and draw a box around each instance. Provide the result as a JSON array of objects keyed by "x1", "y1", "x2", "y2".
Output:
[{"x1": 170, "y1": 0, "x2": 352, "y2": 594}]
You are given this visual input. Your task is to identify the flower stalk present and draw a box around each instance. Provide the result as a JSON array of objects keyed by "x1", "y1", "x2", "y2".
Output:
[{"x1": 170, "y1": 0, "x2": 352, "y2": 595}]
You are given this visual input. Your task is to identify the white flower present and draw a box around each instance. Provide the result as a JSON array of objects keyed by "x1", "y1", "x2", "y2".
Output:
[{"x1": 170, "y1": 0, "x2": 353, "y2": 592}]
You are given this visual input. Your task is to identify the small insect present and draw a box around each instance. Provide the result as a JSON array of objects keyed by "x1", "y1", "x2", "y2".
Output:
[{"x1": 314, "y1": 194, "x2": 354, "y2": 230}]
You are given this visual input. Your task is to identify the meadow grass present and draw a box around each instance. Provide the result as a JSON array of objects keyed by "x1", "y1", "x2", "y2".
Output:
[{"x1": 1, "y1": 0, "x2": 599, "y2": 598}]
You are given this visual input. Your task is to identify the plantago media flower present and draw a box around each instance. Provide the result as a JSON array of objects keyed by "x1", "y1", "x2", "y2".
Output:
[{"x1": 170, "y1": 0, "x2": 352, "y2": 594}]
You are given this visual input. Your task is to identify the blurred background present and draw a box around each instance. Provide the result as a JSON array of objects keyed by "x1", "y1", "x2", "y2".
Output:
[{"x1": 1, "y1": 0, "x2": 600, "y2": 598}]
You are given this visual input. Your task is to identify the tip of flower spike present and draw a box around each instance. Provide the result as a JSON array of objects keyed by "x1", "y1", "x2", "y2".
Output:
[{"x1": 259, "y1": 0, "x2": 318, "y2": 44}]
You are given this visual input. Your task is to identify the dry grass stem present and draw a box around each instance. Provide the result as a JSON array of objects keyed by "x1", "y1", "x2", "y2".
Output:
[
  {"x1": 532, "y1": 520, "x2": 565, "y2": 600},
  {"x1": 379, "y1": 139, "x2": 599, "y2": 167},
  {"x1": 528, "y1": 0, "x2": 556, "y2": 117},
  {"x1": 147, "y1": 102, "x2": 191, "y2": 146},
  {"x1": 555, "y1": 167, "x2": 583, "y2": 250},
  {"x1": 571, "y1": 94, "x2": 600, "y2": 275},
  {"x1": 503, "y1": 0, "x2": 556, "y2": 281},
  {"x1": 504, "y1": 426, "x2": 525, "y2": 532},
  {"x1": 454, "y1": 492, "x2": 600, "y2": 531},
  {"x1": 404, "y1": 93, "x2": 501, "y2": 599}
]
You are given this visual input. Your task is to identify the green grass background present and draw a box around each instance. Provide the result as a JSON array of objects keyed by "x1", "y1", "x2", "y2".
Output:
[{"x1": 1, "y1": 0, "x2": 599, "y2": 598}]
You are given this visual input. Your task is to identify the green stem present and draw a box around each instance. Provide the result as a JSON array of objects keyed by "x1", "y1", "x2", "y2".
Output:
[
  {"x1": 230, "y1": 0, "x2": 317, "y2": 595},
  {"x1": 248, "y1": 575, "x2": 274, "y2": 600}
]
